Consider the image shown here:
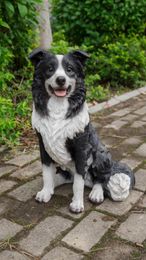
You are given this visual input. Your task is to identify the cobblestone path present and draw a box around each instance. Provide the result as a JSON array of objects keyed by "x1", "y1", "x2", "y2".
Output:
[{"x1": 0, "y1": 92, "x2": 146, "y2": 259}]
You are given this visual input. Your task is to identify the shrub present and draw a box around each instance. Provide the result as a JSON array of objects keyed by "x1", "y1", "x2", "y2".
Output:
[
  {"x1": 96, "y1": 36, "x2": 146, "y2": 88},
  {"x1": 52, "y1": 0, "x2": 146, "y2": 47},
  {"x1": 0, "y1": 0, "x2": 42, "y2": 146},
  {"x1": 0, "y1": 96, "x2": 31, "y2": 146}
]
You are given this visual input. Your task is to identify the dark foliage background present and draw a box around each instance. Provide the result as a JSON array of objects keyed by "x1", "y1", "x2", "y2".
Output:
[{"x1": 0, "y1": 0, "x2": 146, "y2": 146}]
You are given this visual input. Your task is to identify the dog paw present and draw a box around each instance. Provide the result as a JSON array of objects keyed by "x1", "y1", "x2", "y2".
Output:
[
  {"x1": 69, "y1": 200, "x2": 84, "y2": 213},
  {"x1": 89, "y1": 184, "x2": 104, "y2": 204},
  {"x1": 35, "y1": 189, "x2": 52, "y2": 203}
]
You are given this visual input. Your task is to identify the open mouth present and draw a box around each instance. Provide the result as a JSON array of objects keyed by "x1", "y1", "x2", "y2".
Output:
[{"x1": 48, "y1": 85, "x2": 72, "y2": 97}]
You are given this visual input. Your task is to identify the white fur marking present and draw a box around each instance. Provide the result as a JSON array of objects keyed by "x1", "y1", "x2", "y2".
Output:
[
  {"x1": 32, "y1": 101, "x2": 89, "y2": 167},
  {"x1": 107, "y1": 173, "x2": 130, "y2": 201},
  {"x1": 89, "y1": 183, "x2": 104, "y2": 203},
  {"x1": 36, "y1": 164, "x2": 55, "y2": 203},
  {"x1": 70, "y1": 173, "x2": 84, "y2": 213}
]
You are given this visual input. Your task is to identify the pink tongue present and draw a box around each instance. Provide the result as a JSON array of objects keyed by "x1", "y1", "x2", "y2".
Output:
[{"x1": 54, "y1": 89, "x2": 67, "y2": 97}]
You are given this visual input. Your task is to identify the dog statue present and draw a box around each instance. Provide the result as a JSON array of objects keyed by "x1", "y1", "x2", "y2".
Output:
[{"x1": 29, "y1": 49, "x2": 135, "y2": 213}]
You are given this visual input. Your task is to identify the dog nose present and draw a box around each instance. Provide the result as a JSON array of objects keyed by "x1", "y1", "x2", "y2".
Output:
[{"x1": 56, "y1": 76, "x2": 66, "y2": 86}]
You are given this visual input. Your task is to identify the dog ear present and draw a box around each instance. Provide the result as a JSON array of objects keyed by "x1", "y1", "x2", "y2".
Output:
[
  {"x1": 29, "y1": 48, "x2": 48, "y2": 66},
  {"x1": 70, "y1": 50, "x2": 90, "y2": 65}
]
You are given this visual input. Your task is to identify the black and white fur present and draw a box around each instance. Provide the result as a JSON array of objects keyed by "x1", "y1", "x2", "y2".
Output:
[{"x1": 29, "y1": 49, "x2": 135, "y2": 213}]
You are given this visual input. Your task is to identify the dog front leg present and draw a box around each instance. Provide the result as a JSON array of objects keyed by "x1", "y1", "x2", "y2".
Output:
[
  {"x1": 70, "y1": 172, "x2": 84, "y2": 213},
  {"x1": 36, "y1": 163, "x2": 56, "y2": 203}
]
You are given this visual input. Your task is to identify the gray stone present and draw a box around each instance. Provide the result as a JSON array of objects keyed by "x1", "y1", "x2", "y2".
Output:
[
  {"x1": 134, "y1": 106, "x2": 146, "y2": 115},
  {"x1": 42, "y1": 247, "x2": 83, "y2": 260},
  {"x1": 62, "y1": 211, "x2": 116, "y2": 252},
  {"x1": 120, "y1": 157, "x2": 142, "y2": 170},
  {"x1": 92, "y1": 241, "x2": 135, "y2": 260},
  {"x1": 135, "y1": 169, "x2": 146, "y2": 191},
  {"x1": 55, "y1": 183, "x2": 72, "y2": 197},
  {"x1": 0, "y1": 165, "x2": 17, "y2": 178},
  {"x1": 8, "y1": 177, "x2": 42, "y2": 201},
  {"x1": 0, "y1": 180, "x2": 17, "y2": 195},
  {"x1": 102, "y1": 137, "x2": 122, "y2": 149},
  {"x1": 0, "y1": 250, "x2": 29, "y2": 260},
  {"x1": 134, "y1": 143, "x2": 146, "y2": 157},
  {"x1": 0, "y1": 218, "x2": 23, "y2": 241},
  {"x1": 131, "y1": 121, "x2": 146, "y2": 128},
  {"x1": 0, "y1": 145, "x2": 8, "y2": 153},
  {"x1": 109, "y1": 108, "x2": 130, "y2": 117},
  {"x1": 121, "y1": 114, "x2": 138, "y2": 122},
  {"x1": 138, "y1": 195, "x2": 146, "y2": 207},
  {"x1": 19, "y1": 216, "x2": 73, "y2": 256},
  {"x1": 141, "y1": 116, "x2": 146, "y2": 121},
  {"x1": 7, "y1": 150, "x2": 39, "y2": 167},
  {"x1": 116, "y1": 213, "x2": 146, "y2": 243},
  {"x1": 11, "y1": 160, "x2": 41, "y2": 180},
  {"x1": 0, "y1": 198, "x2": 14, "y2": 215},
  {"x1": 97, "y1": 190, "x2": 143, "y2": 216},
  {"x1": 104, "y1": 120, "x2": 128, "y2": 130},
  {"x1": 92, "y1": 121, "x2": 101, "y2": 129},
  {"x1": 122, "y1": 137, "x2": 142, "y2": 146}
]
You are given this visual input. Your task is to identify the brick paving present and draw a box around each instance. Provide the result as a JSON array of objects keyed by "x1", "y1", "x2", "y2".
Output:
[{"x1": 0, "y1": 92, "x2": 146, "y2": 259}]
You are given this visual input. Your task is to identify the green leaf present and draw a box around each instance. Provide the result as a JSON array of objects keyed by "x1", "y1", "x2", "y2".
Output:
[
  {"x1": 0, "y1": 18, "x2": 10, "y2": 29},
  {"x1": 18, "y1": 4, "x2": 27, "y2": 17},
  {"x1": 5, "y1": 1, "x2": 15, "y2": 16}
]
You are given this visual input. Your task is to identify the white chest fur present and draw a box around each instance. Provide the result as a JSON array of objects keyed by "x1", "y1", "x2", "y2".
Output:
[{"x1": 32, "y1": 97, "x2": 89, "y2": 166}]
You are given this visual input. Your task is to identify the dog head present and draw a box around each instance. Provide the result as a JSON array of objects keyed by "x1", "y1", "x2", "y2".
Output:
[{"x1": 29, "y1": 49, "x2": 89, "y2": 98}]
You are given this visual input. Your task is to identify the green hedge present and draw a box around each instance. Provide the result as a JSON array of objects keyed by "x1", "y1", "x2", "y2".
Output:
[
  {"x1": 0, "y1": 0, "x2": 41, "y2": 145},
  {"x1": 52, "y1": 0, "x2": 146, "y2": 89},
  {"x1": 52, "y1": 0, "x2": 146, "y2": 47}
]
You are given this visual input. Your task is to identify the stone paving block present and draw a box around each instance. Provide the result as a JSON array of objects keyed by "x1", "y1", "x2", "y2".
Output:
[
  {"x1": 141, "y1": 116, "x2": 146, "y2": 121},
  {"x1": 109, "y1": 108, "x2": 130, "y2": 117},
  {"x1": 104, "y1": 120, "x2": 128, "y2": 130},
  {"x1": 96, "y1": 190, "x2": 143, "y2": 216},
  {"x1": 0, "y1": 218, "x2": 23, "y2": 241},
  {"x1": 92, "y1": 121, "x2": 102, "y2": 129},
  {"x1": 8, "y1": 177, "x2": 42, "y2": 201},
  {"x1": 134, "y1": 143, "x2": 146, "y2": 157},
  {"x1": 102, "y1": 136, "x2": 122, "y2": 148},
  {"x1": 0, "y1": 165, "x2": 17, "y2": 178},
  {"x1": 130, "y1": 121, "x2": 146, "y2": 128},
  {"x1": 92, "y1": 241, "x2": 135, "y2": 260},
  {"x1": 0, "y1": 250, "x2": 29, "y2": 260},
  {"x1": 62, "y1": 211, "x2": 116, "y2": 252},
  {"x1": 121, "y1": 114, "x2": 138, "y2": 122},
  {"x1": 135, "y1": 169, "x2": 146, "y2": 191},
  {"x1": 19, "y1": 216, "x2": 73, "y2": 256},
  {"x1": 7, "y1": 150, "x2": 39, "y2": 167},
  {"x1": 116, "y1": 213, "x2": 146, "y2": 243},
  {"x1": 122, "y1": 137, "x2": 142, "y2": 146},
  {"x1": 120, "y1": 157, "x2": 142, "y2": 170},
  {"x1": 42, "y1": 246, "x2": 83, "y2": 260},
  {"x1": 11, "y1": 160, "x2": 42, "y2": 180},
  {"x1": 0, "y1": 197, "x2": 14, "y2": 215},
  {"x1": 0, "y1": 145, "x2": 8, "y2": 153},
  {"x1": 138, "y1": 195, "x2": 146, "y2": 208},
  {"x1": 134, "y1": 106, "x2": 146, "y2": 115},
  {"x1": 0, "y1": 180, "x2": 17, "y2": 195},
  {"x1": 54, "y1": 183, "x2": 72, "y2": 197}
]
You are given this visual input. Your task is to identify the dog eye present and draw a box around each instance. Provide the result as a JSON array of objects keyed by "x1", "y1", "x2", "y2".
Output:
[
  {"x1": 67, "y1": 66, "x2": 73, "y2": 72},
  {"x1": 48, "y1": 65, "x2": 54, "y2": 72}
]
